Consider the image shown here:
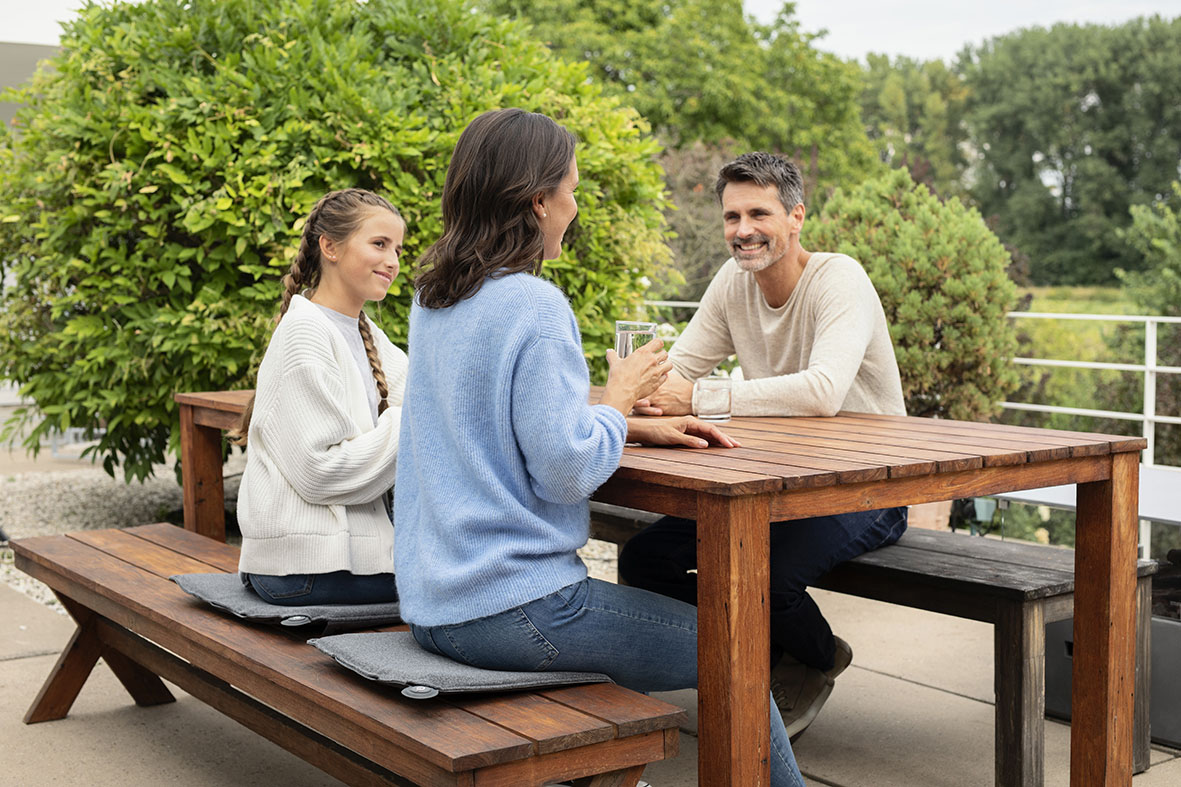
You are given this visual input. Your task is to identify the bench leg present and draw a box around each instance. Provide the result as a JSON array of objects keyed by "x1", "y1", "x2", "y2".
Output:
[
  {"x1": 994, "y1": 600, "x2": 1045, "y2": 787},
  {"x1": 571, "y1": 764, "x2": 646, "y2": 787},
  {"x1": 1134, "y1": 577, "x2": 1151, "y2": 774},
  {"x1": 24, "y1": 593, "x2": 174, "y2": 723}
]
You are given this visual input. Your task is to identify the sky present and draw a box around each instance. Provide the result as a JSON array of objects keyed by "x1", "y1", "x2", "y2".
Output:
[
  {"x1": 4, "y1": 0, "x2": 1181, "y2": 61},
  {"x1": 748, "y1": 0, "x2": 1181, "y2": 62}
]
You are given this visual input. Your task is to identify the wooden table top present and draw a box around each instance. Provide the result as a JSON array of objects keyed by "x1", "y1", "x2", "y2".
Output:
[{"x1": 176, "y1": 388, "x2": 1146, "y2": 496}]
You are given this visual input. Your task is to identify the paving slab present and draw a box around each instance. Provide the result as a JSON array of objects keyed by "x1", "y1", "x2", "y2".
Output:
[
  {"x1": 0, "y1": 582, "x2": 73, "y2": 660},
  {"x1": 813, "y1": 586, "x2": 995, "y2": 704},
  {"x1": 1, "y1": 652, "x2": 342, "y2": 786}
]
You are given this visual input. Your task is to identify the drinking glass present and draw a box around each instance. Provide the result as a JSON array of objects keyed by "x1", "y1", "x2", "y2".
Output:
[
  {"x1": 695, "y1": 376, "x2": 732, "y2": 422},
  {"x1": 614, "y1": 321, "x2": 657, "y2": 359}
]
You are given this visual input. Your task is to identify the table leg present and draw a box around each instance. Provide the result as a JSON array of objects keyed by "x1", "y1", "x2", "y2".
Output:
[
  {"x1": 696, "y1": 492, "x2": 771, "y2": 787},
  {"x1": 179, "y1": 403, "x2": 226, "y2": 542},
  {"x1": 1071, "y1": 452, "x2": 1138, "y2": 786}
]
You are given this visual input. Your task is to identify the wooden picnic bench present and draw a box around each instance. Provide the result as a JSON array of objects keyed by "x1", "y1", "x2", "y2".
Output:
[
  {"x1": 588, "y1": 502, "x2": 1158, "y2": 784},
  {"x1": 13, "y1": 523, "x2": 686, "y2": 787},
  {"x1": 175, "y1": 390, "x2": 1147, "y2": 786}
]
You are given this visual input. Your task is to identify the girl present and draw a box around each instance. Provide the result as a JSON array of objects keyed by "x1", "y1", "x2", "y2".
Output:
[
  {"x1": 393, "y1": 109, "x2": 806, "y2": 786},
  {"x1": 232, "y1": 188, "x2": 407, "y2": 606}
]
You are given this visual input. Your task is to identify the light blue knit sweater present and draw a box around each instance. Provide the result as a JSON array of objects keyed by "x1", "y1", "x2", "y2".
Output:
[{"x1": 393, "y1": 273, "x2": 628, "y2": 626}]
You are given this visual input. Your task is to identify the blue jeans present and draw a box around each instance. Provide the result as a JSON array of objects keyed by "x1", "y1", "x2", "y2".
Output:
[
  {"x1": 241, "y1": 571, "x2": 399, "y2": 606},
  {"x1": 410, "y1": 578, "x2": 805, "y2": 787},
  {"x1": 619, "y1": 507, "x2": 908, "y2": 670}
]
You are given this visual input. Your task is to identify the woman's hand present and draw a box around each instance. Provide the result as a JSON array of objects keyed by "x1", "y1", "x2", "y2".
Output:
[
  {"x1": 600, "y1": 338, "x2": 669, "y2": 416},
  {"x1": 625, "y1": 416, "x2": 741, "y2": 449}
]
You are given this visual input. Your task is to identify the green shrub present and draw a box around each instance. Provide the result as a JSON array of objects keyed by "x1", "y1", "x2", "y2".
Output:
[
  {"x1": 803, "y1": 168, "x2": 1019, "y2": 420},
  {"x1": 0, "y1": 0, "x2": 670, "y2": 480}
]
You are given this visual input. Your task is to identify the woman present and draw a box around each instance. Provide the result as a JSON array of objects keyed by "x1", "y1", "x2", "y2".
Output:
[{"x1": 394, "y1": 108, "x2": 805, "y2": 785}]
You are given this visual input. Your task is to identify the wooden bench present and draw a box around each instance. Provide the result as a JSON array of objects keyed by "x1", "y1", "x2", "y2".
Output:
[
  {"x1": 588, "y1": 502, "x2": 1157, "y2": 786},
  {"x1": 13, "y1": 523, "x2": 685, "y2": 787}
]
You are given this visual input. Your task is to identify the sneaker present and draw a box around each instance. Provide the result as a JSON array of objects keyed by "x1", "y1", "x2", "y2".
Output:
[{"x1": 770, "y1": 636, "x2": 853, "y2": 742}]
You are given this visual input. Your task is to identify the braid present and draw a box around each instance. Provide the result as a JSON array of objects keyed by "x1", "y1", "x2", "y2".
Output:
[
  {"x1": 279, "y1": 197, "x2": 332, "y2": 319},
  {"x1": 357, "y1": 314, "x2": 390, "y2": 415}
]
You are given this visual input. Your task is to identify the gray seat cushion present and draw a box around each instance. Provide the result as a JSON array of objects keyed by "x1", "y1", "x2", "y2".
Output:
[
  {"x1": 309, "y1": 631, "x2": 612, "y2": 698},
  {"x1": 171, "y1": 573, "x2": 401, "y2": 630}
]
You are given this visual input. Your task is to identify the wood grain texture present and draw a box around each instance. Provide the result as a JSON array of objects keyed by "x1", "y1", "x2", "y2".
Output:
[
  {"x1": 178, "y1": 403, "x2": 227, "y2": 542},
  {"x1": 1070, "y1": 452, "x2": 1138, "y2": 787},
  {"x1": 695, "y1": 492, "x2": 772, "y2": 787},
  {"x1": 994, "y1": 600, "x2": 1046, "y2": 786}
]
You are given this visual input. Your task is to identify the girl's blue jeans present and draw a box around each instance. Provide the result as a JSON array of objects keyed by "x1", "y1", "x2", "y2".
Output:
[
  {"x1": 409, "y1": 577, "x2": 806, "y2": 787},
  {"x1": 241, "y1": 570, "x2": 399, "y2": 606}
]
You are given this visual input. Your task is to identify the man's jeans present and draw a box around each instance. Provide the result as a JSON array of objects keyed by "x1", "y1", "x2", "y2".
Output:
[
  {"x1": 241, "y1": 570, "x2": 399, "y2": 606},
  {"x1": 410, "y1": 577, "x2": 806, "y2": 787},
  {"x1": 619, "y1": 507, "x2": 909, "y2": 670}
]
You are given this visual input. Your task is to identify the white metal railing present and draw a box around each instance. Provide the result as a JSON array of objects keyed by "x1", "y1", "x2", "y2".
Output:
[
  {"x1": 1003, "y1": 313, "x2": 1181, "y2": 467},
  {"x1": 643, "y1": 302, "x2": 1181, "y2": 467}
]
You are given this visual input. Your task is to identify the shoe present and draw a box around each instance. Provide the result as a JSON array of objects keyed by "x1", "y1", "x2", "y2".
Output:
[{"x1": 770, "y1": 636, "x2": 853, "y2": 742}]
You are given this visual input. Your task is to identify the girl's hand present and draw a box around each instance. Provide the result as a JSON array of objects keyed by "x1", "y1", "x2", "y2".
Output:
[
  {"x1": 600, "y1": 338, "x2": 669, "y2": 416},
  {"x1": 625, "y1": 416, "x2": 741, "y2": 449}
]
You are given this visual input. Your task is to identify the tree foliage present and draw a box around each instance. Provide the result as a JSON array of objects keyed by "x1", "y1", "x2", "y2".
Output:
[
  {"x1": 859, "y1": 54, "x2": 969, "y2": 199},
  {"x1": 482, "y1": 0, "x2": 878, "y2": 191},
  {"x1": 803, "y1": 168, "x2": 1019, "y2": 421},
  {"x1": 959, "y1": 16, "x2": 1181, "y2": 285},
  {"x1": 0, "y1": 0, "x2": 671, "y2": 480},
  {"x1": 1117, "y1": 184, "x2": 1181, "y2": 466}
]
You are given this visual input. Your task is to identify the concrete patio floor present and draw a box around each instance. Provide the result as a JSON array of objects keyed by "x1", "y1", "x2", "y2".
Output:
[{"x1": 4, "y1": 575, "x2": 1179, "y2": 786}]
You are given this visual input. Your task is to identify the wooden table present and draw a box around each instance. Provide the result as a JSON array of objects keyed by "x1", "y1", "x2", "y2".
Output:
[{"x1": 174, "y1": 391, "x2": 1144, "y2": 786}]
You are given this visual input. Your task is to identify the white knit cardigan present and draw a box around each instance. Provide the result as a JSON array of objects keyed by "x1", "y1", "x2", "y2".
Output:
[{"x1": 237, "y1": 295, "x2": 408, "y2": 576}]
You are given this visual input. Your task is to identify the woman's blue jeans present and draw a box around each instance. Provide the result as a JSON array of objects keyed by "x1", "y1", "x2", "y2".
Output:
[
  {"x1": 409, "y1": 577, "x2": 806, "y2": 787},
  {"x1": 241, "y1": 570, "x2": 399, "y2": 606}
]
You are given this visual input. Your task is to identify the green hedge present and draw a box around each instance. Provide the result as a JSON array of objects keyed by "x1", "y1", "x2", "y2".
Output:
[
  {"x1": 0, "y1": 0, "x2": 670, "y2": 480},
  {"x1": 804, "y1": 168, "x2": 1019, "y2": 420}
]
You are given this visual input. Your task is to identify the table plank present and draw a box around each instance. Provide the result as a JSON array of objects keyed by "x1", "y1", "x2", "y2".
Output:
[{"x1": 730, "y1": 417, "x2": 1033, "y2": 468}]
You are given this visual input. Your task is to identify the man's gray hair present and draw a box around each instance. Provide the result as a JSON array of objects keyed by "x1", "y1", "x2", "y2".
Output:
[{"x1": 715, "y1": 152, "x2": 805, "y2": 213}]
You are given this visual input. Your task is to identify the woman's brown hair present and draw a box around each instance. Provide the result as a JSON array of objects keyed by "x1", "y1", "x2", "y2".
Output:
[
  {"x1": 229, "y1": 189, "x2": 404, "y2": 446},
  {"x1": 414, "y1": 108, "x2": 576, "y2": 309}
]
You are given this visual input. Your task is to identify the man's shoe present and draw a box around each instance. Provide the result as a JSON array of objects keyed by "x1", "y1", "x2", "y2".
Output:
[{"x1": 770, "y1": 636, "x2": 853, "y2": 742}]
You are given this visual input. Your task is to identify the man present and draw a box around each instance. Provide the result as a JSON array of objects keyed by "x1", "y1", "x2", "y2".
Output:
[{"x1": 619, "y1": 152, "x2": 909, "y2": 740}]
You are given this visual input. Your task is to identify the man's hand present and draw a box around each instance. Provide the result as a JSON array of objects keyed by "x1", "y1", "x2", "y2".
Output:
[
  {"x1": 626, "y1": 416, "x2": 740, "y2": 449},
  {"x1": 631, "y1": 371, "x2": 694, "y2": 416}
]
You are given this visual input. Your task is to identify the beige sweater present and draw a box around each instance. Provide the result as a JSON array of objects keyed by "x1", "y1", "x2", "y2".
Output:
[{"x1": 670, "y1": 252, "x2": 905, "y2": 417}]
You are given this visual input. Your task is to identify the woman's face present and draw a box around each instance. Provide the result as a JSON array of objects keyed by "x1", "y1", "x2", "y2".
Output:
[{"x1": 537, "y1": 157, "x2": 579, "y2": 261}]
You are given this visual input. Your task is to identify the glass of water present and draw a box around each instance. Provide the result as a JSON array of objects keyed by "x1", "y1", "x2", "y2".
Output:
[
  {"x1": 614, "y1": 320, "x2": 657, "y2": 359},
  {"x1": 695, "y1": 376, "x2": 732, "y2": 422}
]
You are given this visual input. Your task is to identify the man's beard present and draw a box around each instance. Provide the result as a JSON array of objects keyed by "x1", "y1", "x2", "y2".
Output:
[{"x1": 731, "y1": 233, "x2": 782, "y2": 272}]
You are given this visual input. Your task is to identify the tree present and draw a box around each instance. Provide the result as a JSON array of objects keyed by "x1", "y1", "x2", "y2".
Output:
[
  {"x1": 482, "y1": 0, "x2": 878, "y2": 192},
  {"x1": 803, "y1": 168, "x2": 1019, "y2": 421},
  {"x1": 1116, "y1": 184, "x2": 1181, "y2": 466},
  {"x1": 0, "y1": 0, "x2": 671, "y2": 480},
  {"x1": 959, "y1": 16, "x2": 1181, "y2": 285},
  {"x1": 859, "y1": 54, "x2": 970, "y2": 199}
]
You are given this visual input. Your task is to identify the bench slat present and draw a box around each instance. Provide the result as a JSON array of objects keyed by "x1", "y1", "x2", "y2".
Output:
[
  {"x1": 126, "y1": 522, "x2": 241, "y2": 572},
  {"x1": 70, "y1": 529, "x2": 220, "y2": 578},
  {"x1": 446, "y1": 693, "x2": 616, "y2": 756},
  {"x1": 540, "y1": 683, "x2": 688, "y2": 738}
]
